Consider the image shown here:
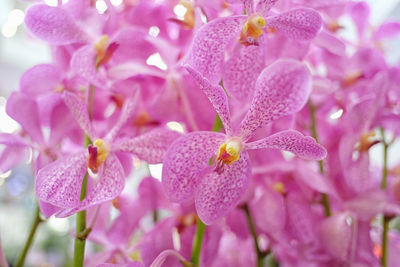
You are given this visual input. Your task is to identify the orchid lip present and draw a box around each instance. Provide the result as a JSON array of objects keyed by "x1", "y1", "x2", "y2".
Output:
[
  {"x1": 214, "y1": 137, "x2": 244, "y2": 173},
  {"x1": 87, "y1": 138, "x2": 110, "y2": 173}
]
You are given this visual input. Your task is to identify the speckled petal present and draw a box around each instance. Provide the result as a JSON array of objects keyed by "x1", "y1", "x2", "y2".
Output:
[
  {"x1": 185, "y1": 65, "x2": 233, "y2": 135},
  {"x1": 36, "y1": 151, "x2": 87, "y2": 208},
  {"x1": 256, "y1": 0, "x2": 279, "y2": 17},
  {"x1": 186, "y1": 16, "x2": 246, "y2": 84},
  {"x1": 246, "y1": 130, "x2": 326, "y2": 160},
  {"x1": 62, "y1": 92, "x2": 96, "y2": 140},
  {"x1": 265, "y1": 8, "x2": 322, "y2": 41},
  {"x1": 20, "y1": 64, "x2": 62, "y2": 97},
  {"x1": 162, "y1": 132, "x2": 226, "y2": 203},
  {"x1": 106, "y1": 91, "x2": 140, "y2": 142},
  {"x1": 222, "y1": 43, "x2": 265, "y2": 101},
  {"x1": 25, "y1": 4, "x2": 85, "y2": 45},
  {"x1": 55, "y1": 153, "x2": 126, "y2": 217},
  {"x1": 239, "y1": 59, "x2": 311, "y2": 141},
  {"x1": 70, "y1": 45, "x2": 108, "y2": 89},
  {"x1": 195, "y1": 152, "x2": 250, "y2": 225},
  {"x1": 242, "y1": 0, "x2": 254, "y2": 14},
  {"x1": 6, "y1": 92, "x2": 44, "y2": 146},
  {"x1": 112, "y1": 128, "x2": 182, "y2": 164}
]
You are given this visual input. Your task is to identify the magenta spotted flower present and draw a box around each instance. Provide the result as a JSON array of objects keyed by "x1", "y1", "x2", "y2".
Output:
[
  {"x1": 186, "y1": 0, "x2": 322, "y2": 100},
  {"x1": 36, "y1": 91, "x2": 181, "y2": 217},
  {"x1": 162, "y1": 59, "x2": 326, "y2": 224}
]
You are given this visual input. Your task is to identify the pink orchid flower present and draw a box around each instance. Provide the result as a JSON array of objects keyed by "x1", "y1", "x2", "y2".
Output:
[
  {"x1": 36, "y1": 91, "x2": 181, "y2": 217},
  {"x1": 162, "y1": 59, "x2": 326, "y2": 224},
  {"x1": 186, "y1": 0, "x2": 322, "y2": 100}
]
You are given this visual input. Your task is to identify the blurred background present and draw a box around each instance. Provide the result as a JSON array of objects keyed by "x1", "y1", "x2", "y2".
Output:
[{"x1": 1, "y1": 0, "x2": 400, "y2": 266}]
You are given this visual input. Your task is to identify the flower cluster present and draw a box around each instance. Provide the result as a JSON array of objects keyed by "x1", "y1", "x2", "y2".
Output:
[{"x1": 1, "y1": 0, "x2": 400, "y2": 266}]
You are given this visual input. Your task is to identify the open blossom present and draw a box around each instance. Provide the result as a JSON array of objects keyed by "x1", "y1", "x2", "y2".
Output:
[
  {"x1": 162, "y1": 59, "x2": 326, "y2": 224},
  {"x1": 186, "y1": 0, "x2": 322, "y2": 100},
  {"x1": 36, "y1": 91, "x2": 181, "y2": 217}
]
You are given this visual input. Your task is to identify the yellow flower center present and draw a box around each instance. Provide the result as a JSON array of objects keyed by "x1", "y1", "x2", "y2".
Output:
[
  {"x1": 239, "y1": 15, "x2": 266, "y2": 46},
  {"x1": 216, "y1": 137, "x2": 243, "y2": 166},
  {"x1": 272, "y1": 182, "x2": 285, "y2": 194},
  {"x1": 94, "y1": 35, "x2": 109, "y2": 63}
]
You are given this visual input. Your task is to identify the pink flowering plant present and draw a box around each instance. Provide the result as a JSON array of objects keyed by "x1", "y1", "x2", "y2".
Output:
[{"x1": 1, "y1": 0, "x2": 400, "y2": 266}]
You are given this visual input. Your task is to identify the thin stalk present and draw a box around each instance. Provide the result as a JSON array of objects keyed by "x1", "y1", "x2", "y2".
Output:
[
  {"x1": 243, "y1": 204, "x2": 265, "y2": 267},
  {"x1": 15, "y1": 205, "x2": 43, "y2": 267},
  {"x1": 73, "y1": 173, "x2": 89, "y2": 267},
  {"x1": 380, "y1": 127, "x2": 390, "y2": 267},
  {"x1": 88, "y1": 85, "x2": 95, "y2": 120},
  {"x1": 190, "y1": 219, "x2": 206, "y2": 267},
  {"x1": 381, "y1": 216, "x2": 389, "y2": 267},
  {"x1": 308, "y1": 100, "x2": 331, "y2": 217},
  {"x1": 380, "y1": 128, "x2": 389, "y2": 190}
]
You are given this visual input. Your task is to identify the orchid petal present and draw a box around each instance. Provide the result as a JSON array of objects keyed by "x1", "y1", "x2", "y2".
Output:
[
  {"x1": 186, "y1": 16, "x2": 246, "y2": 84},
  {"x1": 49, "y1": 101, "x2": 75, "y2": 146},
  {"x1": 373, "y1": 21, "x2": 400, "y2": 40},
  {"x1": 222, "y1": 42, "x2": 265, "y2": 101},
  {"x1": 20, "y1": 64, "x2": 62, "y2": 97},
  {"x1": 0, "y1": 133, "x2": 29, "y2": 147},
  {"x1": 256, "y1": 0, "x2": 279, "y2": 17},
  {"x1": 265, "y1": 8, "x2": 322, "y2": 41},
  {"x1": 62, "y1": 92, "x2": 96, "y2": 140},
  {"x1": 0, "y1": 146, "x2": 29, "y2": 174},
  {"x1": 252, "y1": 188, "x2": 286, "y2": 234},
  {"x1": 36, "y1": 151, "x2": 87, "y2": 208},
  {"x1": 106, "y1": 90, "x2": 140, "y2": 141},
  {"x1": 185, "y1": 65, "x2": 233, "y2": 135},
  {"x1": 242, "y1": 0, "x2": 254, "y2": 14},
  {"x1": 25, "y1": 4, "x2": 85, "y2": 45},
  {"x1": 349, "y1": 1, "x2": 370, "y2": 38},
  {"x1": 319, "y1": 212, "x2": 353, "y2": 261},
  {"x1": 239, "y1": 59, "x2": 311, "y2": 141},
  {"x1": 246, "y1": 130, "x2": 326, "y2": 160},
  {"x1": 195, "y1": 151, "x2": 250, "y2": 225},
  {"x1": 39, "y1": 200, "x2": 62, "y2": 218},
  {"x1": 112, "y1": 128, "x2": 182, "y2": 164},
  {"x1": 6, "y1": 92, "x2": 44, "y2": 145},
  {"x1": 162, "y1": 132, "x2": 225, "y2": 203},
  {"x1": 150, "y1": 249, "x2": 187, "y2": 267},
  {"x1": 70, "y1": 45, "x2": 108, "y2": 89}
]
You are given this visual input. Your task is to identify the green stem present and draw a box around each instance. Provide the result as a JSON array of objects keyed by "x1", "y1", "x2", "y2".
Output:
[
  {"x1": 73, "y1": 173, "x2": 89, "y2": 267},
  {"x1": 381, "y1": 216, "x2": 389, "y2": 267},
  {"x1": 153, "y1": 210, "x2": 159, "y2": 224},
  {"x1": 380, "y1": 127, "x2": 390, "y2": 267},
  {"x1": 88, "y1": 86, "x2": 95, "y2": 121},
  {"x1": 243, "y1": 204, "x2": 265, "y2": 267},
  {"x1": 191, "y1": 219, "x2": 206, "y2": 267},
  {"x1": 380, "y1": 128, "x2": 388, "y2": 190},
  {"x1": 308, "y1": 100, "x2": 331, "y2": 217},
  {"x1": 15, "y1": 205, "x2": 43, "y2": 267}
]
